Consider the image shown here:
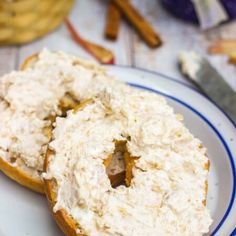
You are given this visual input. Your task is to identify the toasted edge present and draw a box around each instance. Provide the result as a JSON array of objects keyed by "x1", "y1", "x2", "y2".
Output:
[
  {"x1": 44, "y1": 149, "x2": 82, "y2": 236},
  {"x1": 0, "y1": 156, "x2": 44, "y2": 193}
]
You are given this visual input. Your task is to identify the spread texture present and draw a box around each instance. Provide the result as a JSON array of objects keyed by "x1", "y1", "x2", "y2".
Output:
[
  {"x1": 0, "y1": 49, "x2": 127, "y2": 178},
  {"x1": 45, "y1": 88, "x2": 212, "y2": 236}
]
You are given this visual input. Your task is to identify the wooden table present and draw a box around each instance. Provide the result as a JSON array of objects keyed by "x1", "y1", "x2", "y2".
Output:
[{"x1": 0, "y1": 0, "x2": 235, "y2": 90}]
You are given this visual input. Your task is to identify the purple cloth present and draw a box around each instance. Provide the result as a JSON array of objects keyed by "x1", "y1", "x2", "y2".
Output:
[{"x1": 162, "y1": 0, "x2": 236, "y2": 23}]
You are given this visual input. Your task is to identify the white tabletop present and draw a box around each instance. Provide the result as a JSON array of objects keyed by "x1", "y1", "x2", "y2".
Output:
[{"x1": 0, "y1": 0, "x2": 235, "y2": 90}]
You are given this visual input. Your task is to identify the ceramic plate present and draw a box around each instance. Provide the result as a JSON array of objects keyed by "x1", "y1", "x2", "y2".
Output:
[{"x1": 0, "y1": 66, "x2": 235, "y2": 236}]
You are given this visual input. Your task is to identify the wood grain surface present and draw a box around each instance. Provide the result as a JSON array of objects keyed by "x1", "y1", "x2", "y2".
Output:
[{"x1": 0, "y1": 0, "x2": 235, "y2": 90}]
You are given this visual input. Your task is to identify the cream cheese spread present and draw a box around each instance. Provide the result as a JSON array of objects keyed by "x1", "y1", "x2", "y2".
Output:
[
  {"x1": 45, "y1": 88, "x2": 212, "y2": 236},
  {"x1": 0, "y1": 49, "x2": 127, "y2": 175},
  {"x1": 179, "y1": 51, "x2": 201, "y2": 81}
]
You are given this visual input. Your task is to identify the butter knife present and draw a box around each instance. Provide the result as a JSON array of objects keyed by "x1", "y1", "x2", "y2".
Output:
[{"x1": 179, "y1": 51, "x2": 236, "y2": 122}]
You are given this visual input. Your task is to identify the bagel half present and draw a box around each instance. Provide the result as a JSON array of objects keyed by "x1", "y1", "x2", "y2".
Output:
[
  {"x1": 0, "y1": 53, "x2": 79, "y2": 193},
  {"x1": 0, "y1": 50, "x2": 128, "y2": 193},
  {"x1": 44, "y1": 90, "x2": 212, "y2": 236}
]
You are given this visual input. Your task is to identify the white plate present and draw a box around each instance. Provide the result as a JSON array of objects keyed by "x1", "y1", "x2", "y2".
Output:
[{"x1": 0, "y1": 66, "x2": 235, "y2": 236}]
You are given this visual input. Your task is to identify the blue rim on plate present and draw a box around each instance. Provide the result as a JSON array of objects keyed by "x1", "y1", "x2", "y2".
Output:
[
  {"x1": 230, "y1": 227, "x2": 236, "y2": 236},
  {"x1": 106, "y1": 65, "x2": 236, "y2": 235}
]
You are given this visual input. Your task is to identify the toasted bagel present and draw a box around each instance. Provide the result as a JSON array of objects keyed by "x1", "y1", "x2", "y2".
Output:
[
  {"x1": 0, "y1": 49, "x2": 128, "y2": 193},
  {"x1": 44, "y1": 90, "x2": 212, "y2": 236}
]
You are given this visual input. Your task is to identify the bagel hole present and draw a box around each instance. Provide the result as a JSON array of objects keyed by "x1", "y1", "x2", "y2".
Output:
[
  {"x1": 104, "y1": 140, "x2": 139, "y2": 188},
  {"x1": 105, "y1": 141, "x2": 126, "y2": 188},
  {"x1": 59, "y1": 92, "x2": 80, "y2": 117}
]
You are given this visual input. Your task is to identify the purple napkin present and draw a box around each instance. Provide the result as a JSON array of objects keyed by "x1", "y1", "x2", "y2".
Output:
[{"x1": 162, "y1": 0, "x2": 236, "y2": 24}]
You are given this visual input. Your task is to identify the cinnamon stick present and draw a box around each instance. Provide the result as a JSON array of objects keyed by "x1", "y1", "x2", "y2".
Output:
[
  {"x1": 208, "y1": 39, "x2": 236, "y2": 65},
  {"x1": 112, "y1": 0, "x2": 162, "y2": 48},
  {"x1": 208, "y1": 40, "x2": 236, "y2": 55},
  {"x1": 105, "y1": 1, "x2": 121, "y2": 40},
  {"x1": 65, "y1": 19, "x2": 115, "y2": 64}
]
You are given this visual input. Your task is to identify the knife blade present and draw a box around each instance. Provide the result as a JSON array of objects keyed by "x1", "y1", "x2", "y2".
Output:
[{"x1": 179, "y1": 51, "x2": 236, "y2": 122}]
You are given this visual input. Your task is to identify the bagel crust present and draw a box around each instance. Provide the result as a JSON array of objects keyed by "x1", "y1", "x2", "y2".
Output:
[
  {"x1": 45, "y1": 149, "x2": 81, "y2": 236},
  {"x1": 0, "y1": 156, "x2": 44, "y2": 193},
  {"x1": 44, "y1": 89, "x2": 212, "y2": 236}
]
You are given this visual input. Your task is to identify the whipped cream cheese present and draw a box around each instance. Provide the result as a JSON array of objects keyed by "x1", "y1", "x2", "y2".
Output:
[
  {"x1": 0, "y1": 49, "x2": 127, "y2": 175},
  {"x1": 179, "y1": 51, "x2": 201, "y2": 81},
  {"x1": 46, "y1": 88, "x2": 212, "y2": 236}
]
